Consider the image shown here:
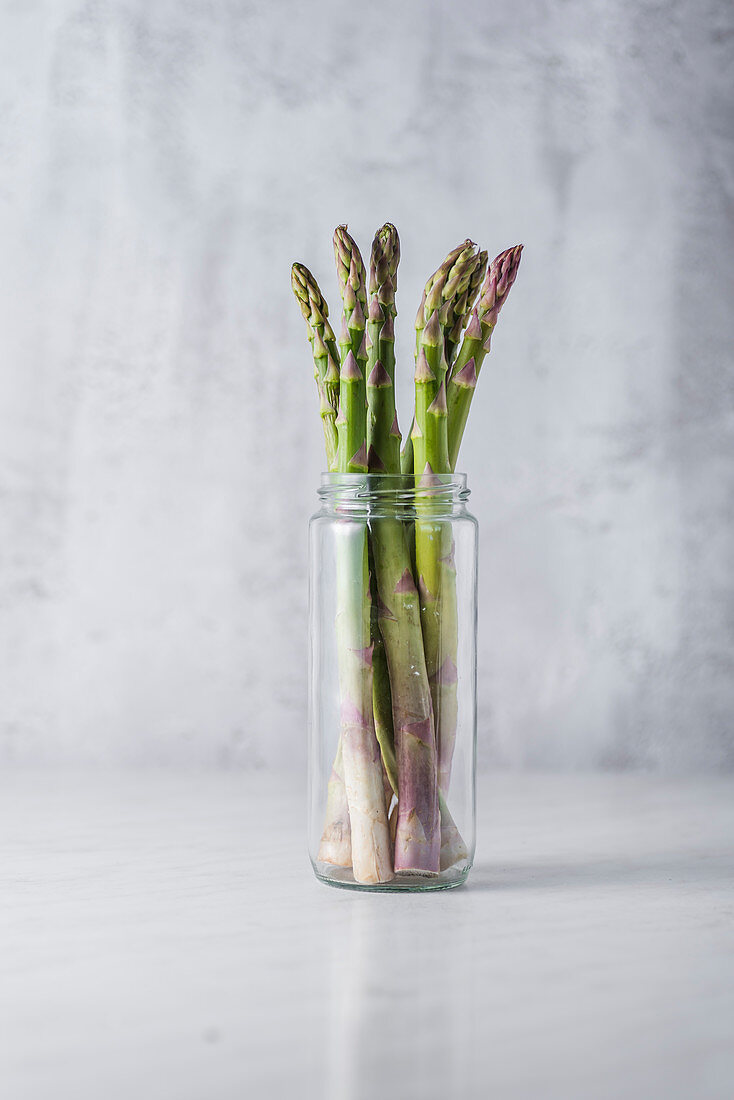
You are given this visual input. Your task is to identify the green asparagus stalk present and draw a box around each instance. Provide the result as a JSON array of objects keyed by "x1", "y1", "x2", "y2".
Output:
[
  {"x1": 334, "y1": 226, "x2": 369, "y2": 472},
  {"x1": 372, "y1": 535, "x2": 440, "y2": 872},
  {"x1": 334, "y1": 520, "x2": 393, "y2": 883},
  {"x1": 292, "y1": 262, "x2": 352, "y2": 867},
  {"x1": 365, "y1": 223, "x2": 441, "y2": 873},
  {"x1": 412, "y1": 243, "x2": 479, "y2": 864},
  {"x1": 365, "y1": 227, "x2": 402, "y2": 792},
  {"x1": 332, "y1": 225, "x2": 393, "y2": 883},
  {"x1": 408, "y1": 241, "x2": 469, "y2": 473},
  {"x1": 366, "y1": 223, "x2": 401, "y2": 473},
  {"x1": 412, "y1": 241, "x2": 477, "y2": 474},
  {"x1": 434, "y1": 244, "x2": 522, "y2": 802},
  {"x1": 291, "y1": 264, "x2": 341, "y2": 471},
  {"x1": 447, "y1": 244, "x2": 523, "y2": 471}
]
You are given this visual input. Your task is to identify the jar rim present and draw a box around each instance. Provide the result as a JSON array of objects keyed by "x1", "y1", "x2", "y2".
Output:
[{"x1": 317, "y1": 471, "x2": 470, "y2": 505}]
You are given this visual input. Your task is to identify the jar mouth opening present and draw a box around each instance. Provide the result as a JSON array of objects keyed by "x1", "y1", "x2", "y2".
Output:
[{"x1": 318, "y1": 471, "x2": 470, "y2": 505}]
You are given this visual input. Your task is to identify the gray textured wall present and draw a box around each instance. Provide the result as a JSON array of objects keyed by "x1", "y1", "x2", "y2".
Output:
[{"x1": 1, "y1": 0, "x2": 732, "y2": 770}]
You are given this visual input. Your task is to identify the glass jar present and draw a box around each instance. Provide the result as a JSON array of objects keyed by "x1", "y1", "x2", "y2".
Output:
[{"x1": 308, "y1": 473, "x2": 478, "y2": 891}]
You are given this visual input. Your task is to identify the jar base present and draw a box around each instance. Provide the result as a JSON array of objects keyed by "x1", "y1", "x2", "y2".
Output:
[{"x1": 313, "y1": 862, "x2": 471, "y2": 893}]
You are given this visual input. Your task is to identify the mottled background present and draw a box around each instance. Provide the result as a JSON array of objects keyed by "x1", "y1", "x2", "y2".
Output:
[{"x1": 1, "y1": 0, "x2": 732, "y2": 770}]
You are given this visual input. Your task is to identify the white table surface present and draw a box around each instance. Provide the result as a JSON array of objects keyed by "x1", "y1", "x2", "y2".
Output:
[{"x1": 1, "y1": 771, "x2": 732, "y2": 1100}]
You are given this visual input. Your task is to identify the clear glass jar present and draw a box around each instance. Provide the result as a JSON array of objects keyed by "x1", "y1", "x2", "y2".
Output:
[{"x1": 308, "y1": 473, "x2": 478, "y2": 891}]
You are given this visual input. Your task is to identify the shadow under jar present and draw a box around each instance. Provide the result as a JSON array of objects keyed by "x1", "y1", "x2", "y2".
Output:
[{"x1": 308, "y1": 473, "x2": 478, "y2": 892}]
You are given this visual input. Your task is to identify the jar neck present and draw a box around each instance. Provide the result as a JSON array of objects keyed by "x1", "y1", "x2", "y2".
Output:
[{"x1": 317, "y1": 472, "x2": 470, "y2": 518}]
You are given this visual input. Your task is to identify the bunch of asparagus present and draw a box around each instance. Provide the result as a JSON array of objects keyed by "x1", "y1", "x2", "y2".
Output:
[{"x1": 292, "y1": 225, "x2": 522, "y2": 884}]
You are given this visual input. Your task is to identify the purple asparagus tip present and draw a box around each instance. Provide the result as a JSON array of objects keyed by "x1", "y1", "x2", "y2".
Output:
[{"x1": 483, "y1": 244, "x2": 523, "y2": 326}]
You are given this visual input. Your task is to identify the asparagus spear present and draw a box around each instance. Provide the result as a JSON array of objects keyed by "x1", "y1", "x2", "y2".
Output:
[
  {"x1": 412, "y1": 243, "x2": 480, "y2": 862},
  {"x1": 366, "y1": 223, "x2": 401, "y2": 473},
  {"x1": 445, "y1": 249, "x2": 488, "y2": 366},
  {"x1": 334, "y1": 226, "x2": 369, "y2": 472},
  {"x1": 334, "y1": 521, "x2": 393, "y2": 883},
  {"x1": 433, "y1": 244, "x2": 522, "y2": 803},
  {"x1": 412, "y1": 241, "x2": 477, "y2": 474},
  {"x1": 291, "y1": 263, "x2": 341, "y2": 471},
  {"x1": 365, "y1": 223, "x2": 441, "y2": 874},
  {"x1": 447, "y1": 244, "x2": 523, "y2": 470},
  {"x1": 405, "y1": 240, "x2": 472, "y2": 474},
  {"x1": 414, "y1": 240, "x2": 469, "y2": 354},
  {"x1": 332, "y1": 225, "x2": 393, "y2": 883},
  {"x1": 371, "y1": 537, "x2": 440, "y2": 872},
  {"x1": 292, "y1": 263, "x2": 352, "y2": 867}
]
